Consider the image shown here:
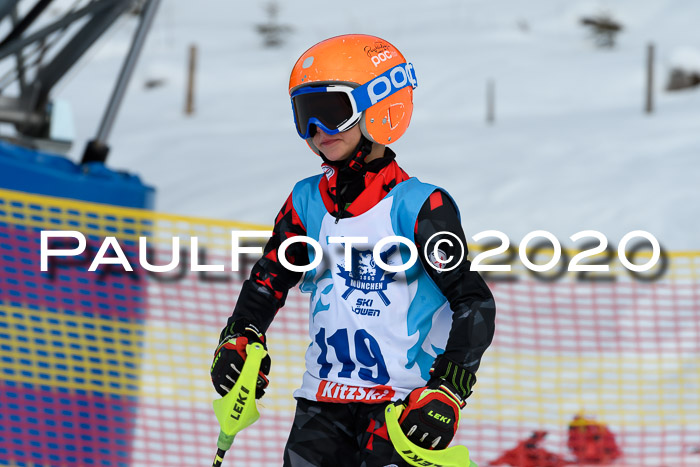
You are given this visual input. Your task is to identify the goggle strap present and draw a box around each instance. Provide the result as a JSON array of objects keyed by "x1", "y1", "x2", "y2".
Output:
[{"x1": 351, "y1": 62, "x2": 417, "y2": 113}]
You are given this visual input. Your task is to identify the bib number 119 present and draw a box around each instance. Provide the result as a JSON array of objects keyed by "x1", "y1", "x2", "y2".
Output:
[{"x1": 315, "y1": 327, "x2": 390, "y2": 385}]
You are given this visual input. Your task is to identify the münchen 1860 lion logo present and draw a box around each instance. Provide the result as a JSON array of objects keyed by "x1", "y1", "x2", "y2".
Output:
[{"x1": 337, "y1": 246, "x2": 397, "y2": 305}]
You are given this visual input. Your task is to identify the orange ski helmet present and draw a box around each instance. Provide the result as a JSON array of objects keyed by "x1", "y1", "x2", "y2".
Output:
[{"x1": 289, "y1": 34, "x2": 417, "y2": 154}]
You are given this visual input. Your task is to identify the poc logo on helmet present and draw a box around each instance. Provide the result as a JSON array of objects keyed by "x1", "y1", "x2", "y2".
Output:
[
  {"x1": 367, "y1": 63, "x2": 417, "y2": 106},
  {"x1": 371, "y1": 50, "x2": 393, "y2": 67}
]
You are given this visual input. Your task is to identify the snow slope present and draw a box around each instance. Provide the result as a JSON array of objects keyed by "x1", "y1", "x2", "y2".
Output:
[{"x1": 54, "y1": 0, "x2": 700, "y2": 249}]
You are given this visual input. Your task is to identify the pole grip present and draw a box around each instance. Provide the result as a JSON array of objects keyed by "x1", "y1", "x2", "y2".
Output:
[
  {"x1": 211, "y1": 342, "x2": 268, "y2": 463},
  {"x1": 384, "y1": 403, "x2": 474, "y2": 467}
]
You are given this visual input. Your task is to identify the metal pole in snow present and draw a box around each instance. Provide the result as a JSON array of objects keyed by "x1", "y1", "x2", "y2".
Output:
[
  {"x1": 486, "y1": 78, "x2": 495, "y2": 125},
  {"x1": 645, "y1": 43, "x2": 655, "y2": 114}
]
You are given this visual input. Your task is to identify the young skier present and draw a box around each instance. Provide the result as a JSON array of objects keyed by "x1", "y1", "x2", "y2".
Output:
[{"x1": 210, "y1": 34, "x2": 496, "y2": 466}]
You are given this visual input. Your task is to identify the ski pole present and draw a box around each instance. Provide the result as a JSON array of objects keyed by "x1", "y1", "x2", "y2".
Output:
[{"x1": 212, "y1": 342, "x2": 267, "y2": 467}]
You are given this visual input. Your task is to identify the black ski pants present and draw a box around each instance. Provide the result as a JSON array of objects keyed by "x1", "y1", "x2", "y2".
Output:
[{"x1": 283, "y1": 398, "x2": 411, "y2": 467}]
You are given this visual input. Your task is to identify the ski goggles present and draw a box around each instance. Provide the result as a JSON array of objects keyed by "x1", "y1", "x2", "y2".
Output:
[{"x1": 291, "y1": 62, "x2": 417, "y2": 139}]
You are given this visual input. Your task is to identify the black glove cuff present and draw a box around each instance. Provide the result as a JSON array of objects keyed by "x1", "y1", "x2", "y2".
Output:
[
  {"x1": 219, "y1": 320, "x2": 265, "y2": 345},
  {"x1": 429, "y1": 355, "x2": 476, "y2": 403}
]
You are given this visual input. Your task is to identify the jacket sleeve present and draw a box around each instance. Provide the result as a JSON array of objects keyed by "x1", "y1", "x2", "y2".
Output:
[
  {"x1": 414, "y1": 190, "x2": 496, "y2": 376},
  {"x1": 225, "y1": 192, "x2": 309, "y2": 335}
]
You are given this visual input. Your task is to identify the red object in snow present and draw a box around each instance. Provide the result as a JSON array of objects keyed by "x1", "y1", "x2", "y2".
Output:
[
  {"x1": 567, "y1": 414, "x2": 621, "y2": 464},
  {"x1": 489, "y1": 431, "x2": 568, "y2": 467}
]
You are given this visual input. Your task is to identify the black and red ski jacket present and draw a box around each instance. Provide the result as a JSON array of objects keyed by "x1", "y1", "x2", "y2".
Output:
[{"x1": 226, "y1": 148, "x2": 496, "y2": 395}]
